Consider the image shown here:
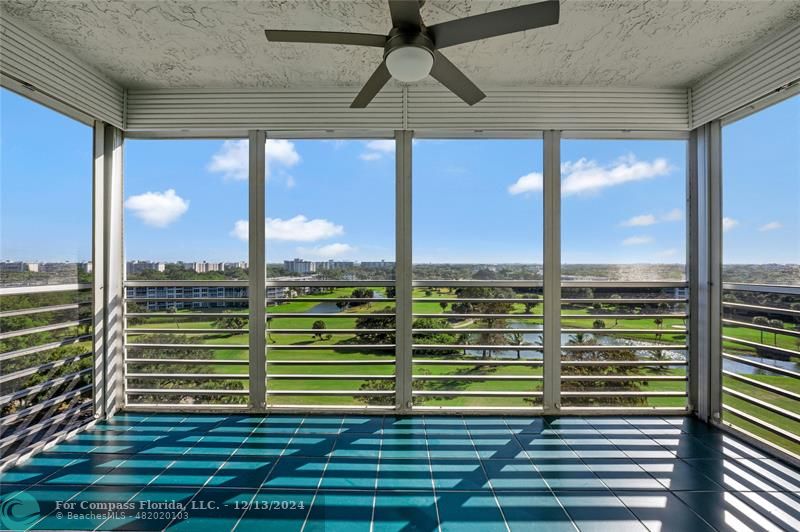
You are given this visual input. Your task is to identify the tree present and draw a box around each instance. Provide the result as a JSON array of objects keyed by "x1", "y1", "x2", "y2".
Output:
[
  {"x1": 355, "y1": 313, "x2": 395, "y2": 344},
  {"x1": 412, "y1": 318, "x2": 458, "y2": 356},
  {"x1": 753, "y1": 316, "x2": 770, "y2": 344},
  {"x1": 266, "y1": 316, "x2": 274, "y2": 343},
  {"x1": 769, "y1": 319, "x2": 784, "y2": 345},
  {"x1": 506, "y1": 331, "x2": 526, "y2": 359},
  {"x1": 592, "y1": 319, "x2": 606, "y2": 330},
  {"x1": 654, "y1": 317, "x2": 664, "y2": 329},
  {"x1": 439, "y1": 301, "x2": 448, "y2": 313},
  {"x1": 351, "y1": 288, "x2": 375, "y2": 301},
  {"x1": 312, "y1": 319, "x2": 327, "y2": 341},
  {"x1": 561, "y1": 334, "x2": 647, "y2": 407},
  {"x1": 213, "y1": 316, "x2": 245, "y2": 330}
]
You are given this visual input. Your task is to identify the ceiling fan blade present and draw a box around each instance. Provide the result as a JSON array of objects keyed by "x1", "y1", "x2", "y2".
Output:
[
  {"x1": 351, "y1": 61, "x2": 392, "y2": 108},
  {"x1": 265, "y1": 30, "x2": 386, "y2": 47},
  {"x1": 388, "y1": 0, "x2": 423, "y2": 29},
  {"x1": 429, "y1": 51, "x2": 485, "y2": 106},
  {"x1": 428, "y1": 0, "x2": 559, "y2": 49}
]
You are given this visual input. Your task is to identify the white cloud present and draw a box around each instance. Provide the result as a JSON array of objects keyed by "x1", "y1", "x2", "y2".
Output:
[
  {"x1": 208, "y1": 139, "x2": 300, "y2": 180},
  {"x1": 285, "y1": 175, "x2": 296, "y2": 189},
  {"x1": 759, "y1": 221, "x2": 782, "y2": 232},
  {"x1": 655, "y1": 248, "x2": 678, "y2": 258},
  {"x1": 125, "y1": 189, "x2": 189, "y2": 228},
  {"x1": 230, "y1": 220, "x2": 249, "y2": 241},
  {"x1": 230, "y1": 215, "x2": 344, "y2": 242},
  {"x1": 722, "y1": 217, "x2": 739, "y2": 232},
  {"x1": 621, "y1": 214, "x2": 657, "y2": 227},
  {"x1": 297, "y1": 243, "x2": 355, "y2": 258},
  {"x1": 622, "y1": 236, "x2": 654, "y2": 246},
  {"x1": 360, "y1": 139, "x2": 394, "y2": 161},
  {"x1": 561, "y1": 155, "x2": 671, "y2": 196},
  {"x1": 508, "y1": 172, "x2": 543, "y2": 195},
  {"x1": 620, "y1": 208, "x2": 683, "y2": 227},
  {"x1": 366, "y1": 140, "x2": 394, "y2": 153}
]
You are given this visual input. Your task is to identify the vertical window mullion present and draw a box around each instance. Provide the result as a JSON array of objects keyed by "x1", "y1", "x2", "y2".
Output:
[
  {"x1": 395, "y1": 130, "x2": 413, "y2": 413},
  {"x1": 543, "y1": 130, "x2": 562, "y2": 413},
  {"x1": 249, "y1": 130, "x2": 267, "y2": 411}
]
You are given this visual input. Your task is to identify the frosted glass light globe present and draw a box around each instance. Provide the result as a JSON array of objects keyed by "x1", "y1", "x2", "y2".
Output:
[{"x1": 386, "y1": 46, "x2": 433, "y2": 83}]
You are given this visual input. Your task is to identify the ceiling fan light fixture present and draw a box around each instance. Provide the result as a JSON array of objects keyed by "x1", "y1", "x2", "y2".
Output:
[{"x1": 385, "y1": 45, "x2": 433, "y2": 83}]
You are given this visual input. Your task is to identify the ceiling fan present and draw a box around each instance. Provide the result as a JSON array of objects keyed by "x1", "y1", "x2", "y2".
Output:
[{"x1": 265, "y1": 0, "x2": 560, "y2": 108}]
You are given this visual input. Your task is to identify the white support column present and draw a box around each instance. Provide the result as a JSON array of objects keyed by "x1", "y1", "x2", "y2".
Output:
[
  {"x1": 543, "y1": 130, "x2": 562, "y2": 413},
  {"x1": 690, "y1": 121, "x2": 723, "y2": 422},
  {"x1": 92, "y1": 121, "x2": 106, "y2": 417},
  {"x1": 104, "y1": 124, "x2": 125, "y2": 416},
  {"x1": 395, "y1": 130, "x2": 413, "y2": 413},
  {"x1": 249, "y1": 130, "x2": 267, "y2": 411}
]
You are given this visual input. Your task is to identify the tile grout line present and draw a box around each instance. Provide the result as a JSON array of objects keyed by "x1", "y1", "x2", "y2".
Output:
[
  {"x1": 506, "y1": 417, "x2": 579, "y2": 532},
  {"x1": 298, "y1": 416, "x2": 346, "y2": 532},
  {"x1": 369, "y1": 417, "x2": 384, "y2": 532},
  {"x1": 649, "y1": 416, "x2": 746, "y2": 532},
  {"x1": 231, "y1": 415, "x2": 307, "y2": 531},
  {"x1": 171, "y1": 415, "x2": 269, "y2": 532},
  {"x1": 26, "y1": 413, "x2": 158, "y2": 530},
  {"x1": 466, "y1": 416, "x2": 510, "y2": 532},
  {"x1": 93, "y1": 414, "x2": 205, "y2": 531},
  {"x1": 134, "y1": 416, "x2": 261, "y2": 530},
  {"x1": 423, "y1": 417, "x2": 442, "y2": 532}
]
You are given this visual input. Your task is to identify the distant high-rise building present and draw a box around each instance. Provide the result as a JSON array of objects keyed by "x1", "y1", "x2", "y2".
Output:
[
  {"x1": 284, "y1": 258, "x2": 316, "y2": 274},
  {"x1": 190, "y1": 261, "x2": 225, "y2": 274},
  {"x1": 79, "y1": 261, "x2": 93, "y2": 274},
  {"x1": 0, "y1": 261, "x2": 39, "y2": 273},
  {"x1": 40, "y1": 262, "x2": 77, "y2": 273},
  {"x1": 224, "y1": 261, "x2": 248, "y2": 270},
  {"x1": 316, "y1": 260, "x2": 355, "y2": 270},
  {"x1": 360, "y1": 260, "x2": 395, "y2": 270},
  {"x1": 127, "y1": 261, "x2": 166, "y2": 275}
]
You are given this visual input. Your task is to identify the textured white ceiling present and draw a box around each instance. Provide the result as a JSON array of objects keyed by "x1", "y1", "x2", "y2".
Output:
[{"x1": 3, "y1": 0, "x2": 800, "y2": 90}]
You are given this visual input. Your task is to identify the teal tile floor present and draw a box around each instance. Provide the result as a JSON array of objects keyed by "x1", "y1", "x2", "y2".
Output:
[{"x1": 1, "y1": 414, "x2": 798, "y2": 531}]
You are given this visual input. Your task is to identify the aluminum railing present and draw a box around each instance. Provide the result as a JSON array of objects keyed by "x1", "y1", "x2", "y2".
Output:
[
  {"x1": 720, "y1": 282, "x2": 800, "y2": 458},
  {"x1": 124, "y1": 280, "x2": 249, "y2": 408},
  {"x1": 411, "y1": 280, "x2": 544, "y2": 412},
  {"x1": 560, "y1": 281, "x2": 689, "y2": 412},
  {"x1": 264, "y1": 279, "x2": 396, "y2": 410},
  {"x1": 410, "y1": 280, "x2": 689, "y2": 412},
  {"x1": 122, "y1": 278, "x2": 690, "y2": 413},
  {"x1": 0, "y1": 283, "x2": 94, "y2": 465}
]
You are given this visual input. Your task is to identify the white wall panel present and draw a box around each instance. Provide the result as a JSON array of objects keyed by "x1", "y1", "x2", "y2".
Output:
[
  {"x1": 407, "y1": 87, "x2": 689, "y2": 131},
  {"x1": 125, "y1": 88, "x2": 404, "y2": 132},
  {"x1": 691, "y1": 24, "x2": 800, "y2": 127},
  {"x1": 125, "y1": 86, "x2": 688, "y2": 132},
  {"x1": 0, "y1": 13, "x2": 124, "y2": 127}
]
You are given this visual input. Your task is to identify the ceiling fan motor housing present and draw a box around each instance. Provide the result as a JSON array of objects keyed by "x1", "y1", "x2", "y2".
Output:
[
  {"x1": 385, "y1": 27, "x2": 434, "y2": 57},
  {"x1": 384, "y1": 28, "x2": 435, "y2": 83}
]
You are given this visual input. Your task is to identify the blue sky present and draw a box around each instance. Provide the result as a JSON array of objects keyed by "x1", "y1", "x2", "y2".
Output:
[
  {"x1": 722, "y1": 95, "x2": 800, "y2": 264},
  {"x1": 1, "y1": 87, "x2": 797, "y2": 265}
]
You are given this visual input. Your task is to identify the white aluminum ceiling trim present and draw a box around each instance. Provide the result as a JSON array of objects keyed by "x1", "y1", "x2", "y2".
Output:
[
  {"x1": 125, "y1": 86, "x2": 689, "y2": 132},
  {"x1": 690, "y1": 24, "x2": 800, "y2": 128},
  {"x1": 0, "y1": 13, "x2": 124, "y2": 127},
  {"x1": 407, "y1": 87, "x2": 689, "y2": 131},
  {"x1": 124, "y1": 88, "x2": 404, "y2": 131}
]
